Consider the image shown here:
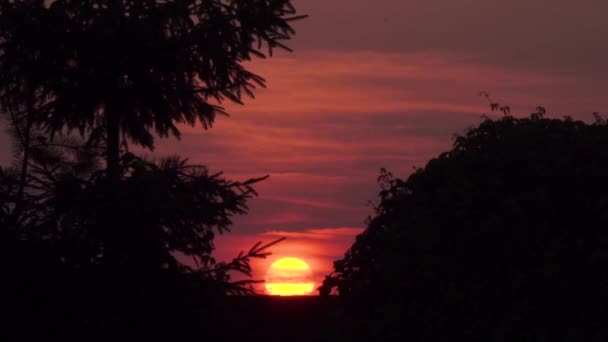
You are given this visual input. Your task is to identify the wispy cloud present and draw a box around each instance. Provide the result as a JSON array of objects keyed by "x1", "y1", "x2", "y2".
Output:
[
  {"x1": 261, "y1": 196, "x2": 362, "y2": 212},
  {"x1": 263, "y1": 227, "x2": 364, "y2": 240},
  {"x1": 150, "y1": 47, "x2": 607, "y2": 239},
  {"x1": 148, "y1": 48, "x2": 608, "y2": 295}
]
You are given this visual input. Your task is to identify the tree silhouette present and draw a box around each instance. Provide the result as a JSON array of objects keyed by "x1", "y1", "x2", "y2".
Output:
[
  {"x1": 0, "y1": 130, "x2": 285, "y2": 338},
  {"x1": 0, "y1": 0, "x2": 305, "y2": 293},
  {"x1": 321, "y1": 106, "x2": 608, "y2": 340},
  {"x1": 0, "y1": 2, "x2": 307, "y2": 337},
  {"x1": 0, "y1": 0, "x2": 305, "y2": 178}
]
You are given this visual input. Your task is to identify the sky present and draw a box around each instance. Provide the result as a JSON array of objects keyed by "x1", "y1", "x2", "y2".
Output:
[{"x1": 1, "y1": 0, "x2": 608, "y2": 294}]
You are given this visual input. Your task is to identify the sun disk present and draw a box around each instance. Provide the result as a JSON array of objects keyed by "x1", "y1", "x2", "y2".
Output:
[{"x1": 265, "y1": 257, "x2": 315, "y2": 296}]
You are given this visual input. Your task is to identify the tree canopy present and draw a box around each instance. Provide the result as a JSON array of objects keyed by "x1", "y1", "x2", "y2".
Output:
[
  {"x1": 321, "y1": 109, "x2": 608, "y2": 340},
  {"x1": 0, "y1": 0, "x2": 305, "y2": 176},
  {"x1": 0, "y1": 1, "x2": 306, "y2": 338}
]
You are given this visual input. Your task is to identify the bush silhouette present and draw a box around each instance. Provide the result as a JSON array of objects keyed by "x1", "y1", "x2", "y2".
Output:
[{"x1": 322, "y1": 109, "x2": 608, "y2": 340}]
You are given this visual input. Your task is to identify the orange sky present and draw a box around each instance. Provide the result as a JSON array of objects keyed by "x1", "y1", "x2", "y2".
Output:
[{"x1": 0, "y1": 0, "x2": 607, "y2": 295}]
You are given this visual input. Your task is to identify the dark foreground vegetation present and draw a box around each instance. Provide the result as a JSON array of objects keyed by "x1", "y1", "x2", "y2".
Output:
[
  {"x1": 5, "y1": 104, "x2": 608, "y2": 340},
  {"x1": 1, "y1": 1, "x2": 607, "y2": 341},
  {"x1": 0, "y1": 0, "x2": 309, "y2": 339},
  {"x1": 322, "y1": 107, "x2": 608, "y2": 341}
]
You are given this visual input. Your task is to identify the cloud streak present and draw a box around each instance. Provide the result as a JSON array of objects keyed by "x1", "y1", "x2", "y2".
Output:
[
  {"x1": 151, "y1": 49, "x2": 606, "y2": 237},
  {"x1": 156, "y1": 47, "x2": 608, "y2": 293}
]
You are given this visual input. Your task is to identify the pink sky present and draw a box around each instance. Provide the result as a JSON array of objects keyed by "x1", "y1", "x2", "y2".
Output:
[{"x1": 1, "y1": 0, "x2": 606, "y2": 294}]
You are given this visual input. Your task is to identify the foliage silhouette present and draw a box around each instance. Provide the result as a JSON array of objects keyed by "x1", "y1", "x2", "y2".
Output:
[
  {"x1": 0, "y1": 0, "x2": 305, "y2": 178},
  {"x1": 0, "y1": 134, "x2": 285, "y2": 338},
  {"x1": 321, "y1": 105, "x2": 608, "y2": 340},
  {"x1": 0, "y1": 1, "x2": 307, "y2": 337}
]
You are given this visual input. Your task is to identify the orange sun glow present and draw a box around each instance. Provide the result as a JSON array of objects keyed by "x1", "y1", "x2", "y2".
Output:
[{"x1": 265, "y1": 257, "x2": 315, "y2": 296}]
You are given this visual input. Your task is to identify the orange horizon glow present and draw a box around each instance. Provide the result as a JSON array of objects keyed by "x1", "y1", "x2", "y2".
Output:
[{"x1": 265, "y1": 257, "x2": 315, "y2": 296}]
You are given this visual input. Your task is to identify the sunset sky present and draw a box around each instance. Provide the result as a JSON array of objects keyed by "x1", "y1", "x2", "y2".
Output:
[{"x1": 1, "y1": 0, "x2": 607, "y2": 293}]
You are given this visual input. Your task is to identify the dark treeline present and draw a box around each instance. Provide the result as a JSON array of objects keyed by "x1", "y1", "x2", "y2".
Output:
[{"x1": 321, "y1": 105, "x2": 608, "y2": 341}]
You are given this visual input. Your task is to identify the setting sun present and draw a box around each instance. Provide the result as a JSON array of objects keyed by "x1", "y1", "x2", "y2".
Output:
[{"x1": 265, "y1": 257, "x2": 315, "y2": 296}]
